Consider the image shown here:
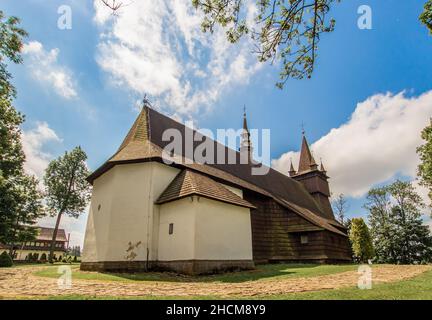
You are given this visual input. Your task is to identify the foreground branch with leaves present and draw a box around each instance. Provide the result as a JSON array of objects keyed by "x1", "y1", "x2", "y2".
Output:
[
  {"x1": 421, "y1": 0, "x2": 432, "y2": 34},
  {"x1": 192, "y1": 0, "x2": 340, "y2": 88}
]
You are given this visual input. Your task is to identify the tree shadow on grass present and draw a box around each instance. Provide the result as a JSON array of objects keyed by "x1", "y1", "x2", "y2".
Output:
[{"x1": 100, "y1": 263, "x2": 325, "y2": 283}]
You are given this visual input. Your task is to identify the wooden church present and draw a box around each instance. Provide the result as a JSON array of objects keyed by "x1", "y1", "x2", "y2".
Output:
[{"x1": 81, "y1": 104, "x2": 351, "y2": 274}]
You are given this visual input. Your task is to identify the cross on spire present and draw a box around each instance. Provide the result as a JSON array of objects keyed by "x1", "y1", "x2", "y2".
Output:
[{"x1": 142, "y1": 94, "x2": 152, "y2": 108}]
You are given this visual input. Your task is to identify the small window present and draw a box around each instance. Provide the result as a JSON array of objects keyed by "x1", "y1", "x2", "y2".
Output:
[
  {"x1": 300, "y1": 235, "x2": 309, "y2": 244},
  {"x1": 169, "y1": 223, "x2": 174, "y2": 235}
]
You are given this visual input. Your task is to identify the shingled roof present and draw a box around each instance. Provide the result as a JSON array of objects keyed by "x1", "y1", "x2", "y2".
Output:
[
  {"x1": 88, "y1": 106, "x2": 344, "y2": 236},
  {"x1": 156, "y1": 169, "x2": 255, "y2": 209},
  {"x1": 36, "y1": 227, "x2": 68, "y2": 242},
  {"x1": 298, "y1": 134, "x2": 318, "y2": 173}
]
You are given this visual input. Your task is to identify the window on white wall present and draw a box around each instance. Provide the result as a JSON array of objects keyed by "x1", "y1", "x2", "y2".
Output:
[{"x1": 169, "y1": 223, "x2": 174, "y2": 235}]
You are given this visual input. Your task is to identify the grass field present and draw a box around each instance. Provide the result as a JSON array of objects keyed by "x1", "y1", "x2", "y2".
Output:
[
  {"x1": 31, "y1": 269, "x2": 432, "y2": 300},
  {"x1": 269, "y1": 269, "x2": 432, "y2": 300},
  {"x1": 34, "y1": 263, "x2": 358, "y2": 283},
  {"x1": 3, "y1": 263, "x2": 431, "y2": 300},
  {"x1": 28, "y1": 269, "x2": 432, "y2": 300}
]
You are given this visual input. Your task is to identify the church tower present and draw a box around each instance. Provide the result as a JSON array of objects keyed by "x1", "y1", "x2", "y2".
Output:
[
  {"x1": 239, "y1": 107, "x2": 253, "y2": 163},
  {"x1": 290, "y1": 133, "x2": 335, "y2": 220}
]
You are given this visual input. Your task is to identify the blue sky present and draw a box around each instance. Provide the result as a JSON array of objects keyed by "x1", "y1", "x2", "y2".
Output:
[{"x1": 2, "y1": 0, "x2": 432, "y2": 246}]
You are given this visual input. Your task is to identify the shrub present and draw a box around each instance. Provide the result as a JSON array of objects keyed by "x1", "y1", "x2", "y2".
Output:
[
  {"x1": 73, "y1": 256, "x2": 77, "y2": 263},
  {"x1": 40, "y1": 253, "x2": 47, "y2": 261},
  {"x1": 0, "y1": 251, "x2": 13, "y2": 267}
]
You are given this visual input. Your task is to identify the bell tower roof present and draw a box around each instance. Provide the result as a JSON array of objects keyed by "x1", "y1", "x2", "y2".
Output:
[{"x1": 298, "y1": 133, "x2": 318, "y2": 173}]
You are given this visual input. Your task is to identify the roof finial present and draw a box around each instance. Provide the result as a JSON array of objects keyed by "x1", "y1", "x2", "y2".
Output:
[
  {"x1": 301, "y1": 121, "x2": 306, "y2": 136},
  {"x1": 142, "y1": 94, "x2": 152, "y2": 109}
]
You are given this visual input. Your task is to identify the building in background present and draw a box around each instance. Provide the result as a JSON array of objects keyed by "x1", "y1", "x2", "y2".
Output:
[{"x1": 8, "y1": 227, "x2": 69, "y2": 261}]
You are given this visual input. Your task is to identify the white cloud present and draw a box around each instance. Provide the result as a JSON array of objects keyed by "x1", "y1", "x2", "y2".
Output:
[
  {"x1": 22, "y1": 41, "x2": 77, "y2": 99},
  {"x1": 272, "y1": 90, "x2": 432, "y2": 199},
  {"x1": 93, "y1": 0, "x2": 262, "y2": 116},
  {"x1": 22, "y1": 122, "x2": 62, "y2": 178}
]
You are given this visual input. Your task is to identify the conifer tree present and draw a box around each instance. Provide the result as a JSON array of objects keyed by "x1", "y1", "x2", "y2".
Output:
[{"x1": 349, "y1": 218, "x2": 374, "y2": 263}]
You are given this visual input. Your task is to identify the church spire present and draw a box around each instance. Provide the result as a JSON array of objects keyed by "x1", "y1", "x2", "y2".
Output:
[
  {"x1": 289, "y1": 158, "x2": 296, "y2": 177},
  {"x1": 298, "y1": 132, "x2": 318, "y2": 173},
  {"x1": 240, "y1": 106, "x2": 253, "y2": 162},
  {"x1": 320, "y1": 158, "x2": 327, "y2": 174},
  {"x1": 243, "y1": 105, "x2": 248, "y2": 131}
]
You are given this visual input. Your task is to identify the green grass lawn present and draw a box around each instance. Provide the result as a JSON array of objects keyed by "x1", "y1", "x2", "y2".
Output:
[
  {"x1": 34, "y1": 263, "x2": 358, "y2": 283},
  {"x1": 25, "y1": 263, "x2": 432, "y2": 300},
  {"x1": 263, "y1": 269, "x2": 432, "y2": 300},
  {"x1": 27, "y1": 269, "x2": 432, "y2": 300}
]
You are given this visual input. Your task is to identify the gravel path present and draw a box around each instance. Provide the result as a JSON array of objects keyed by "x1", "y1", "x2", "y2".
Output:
[{"x1": 0, "y1": 264, "x2": 430, "y2": 299}]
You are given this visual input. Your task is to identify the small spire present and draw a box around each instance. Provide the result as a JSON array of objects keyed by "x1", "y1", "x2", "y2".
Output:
[
  {"x1": 320, "y1": 158, "x2": 326, "y2": 173},
  {"x1": 243, "y1": 105, "x2": 248, "y2": 131},
  {"x1": 289, "y1": 158, "x2": 296, "y2": 177},
  {"x1": 240, "y1": 105, "x2": 253, "y2": 162},
  {"x1": 310, "y1": 150, "x2": 318, "y2": 170}
]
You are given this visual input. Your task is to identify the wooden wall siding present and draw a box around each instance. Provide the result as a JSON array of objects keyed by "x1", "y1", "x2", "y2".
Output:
[
  {"x1": 322, "y1": 232, "x2": 352, "y2": 260},
  {"x1": 245, "y1": 191, "x2": 351, "y2": 262}
]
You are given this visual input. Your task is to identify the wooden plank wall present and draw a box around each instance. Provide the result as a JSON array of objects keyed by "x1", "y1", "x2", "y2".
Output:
[{"x1": 244, "y1": 191, "x2": 351, "y2": 263}]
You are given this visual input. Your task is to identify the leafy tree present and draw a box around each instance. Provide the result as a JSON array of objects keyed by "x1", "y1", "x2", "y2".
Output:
[
  {"x1": 332, "y1": 193, "x2": 349, "y2": 224},
  {"x1": 4, "y1": 174, "x2": 45, "y2": 257},
  {"x1": 365, "y1": 180, "x2": 432, "y2": 264},
  {"x1": 417, "y1": 119, "x2": 432, "y2": 202},
  {"x1": 421, "y1": 0, "x2": 432, "y2": 34},
  {"x1": 0, "y1": 10, "x2": 28, "y2": 98},
  {"x1": 69, "y1": 245, "x2": 81, "y2": 257},
  {"x1": 44, "y1": 147, "x2": 91, "y2": 263},
  {"x1": 365, "y1": 186, "x2": 396, "y2": 263},
  {"x1": 0, "y1": 10, "x2": 45, "y2": 248},
  {"x1": 349, "y1": 218, "x2": 374, "y2": 263}
]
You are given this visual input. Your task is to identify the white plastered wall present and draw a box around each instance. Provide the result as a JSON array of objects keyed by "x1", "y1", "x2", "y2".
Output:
[
  {"x1": 194, "y1": 197, "x2": 252, "y2": 260},
  {"x1": 158, "y1": 196, "x2": 253, "y2": 261},
  {"x1": 157, "y1": 197, "x2": 197, "y2": 261},
  {"x1": 82, "y1": 162, "x2": 179, "y2": 263}
]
